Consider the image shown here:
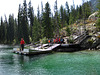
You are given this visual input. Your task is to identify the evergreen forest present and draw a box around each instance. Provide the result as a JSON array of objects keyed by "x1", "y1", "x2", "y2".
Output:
[{"x1": 0, "y1": 0, "x2": 97, "y2": 44}]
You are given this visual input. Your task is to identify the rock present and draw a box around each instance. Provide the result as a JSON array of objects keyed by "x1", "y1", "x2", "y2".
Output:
[{"x1": 88, "y1": 12, "x2": 98, "y2": 21}]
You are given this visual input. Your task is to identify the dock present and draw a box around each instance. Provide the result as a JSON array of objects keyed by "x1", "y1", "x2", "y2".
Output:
[{"x1": 13, "y1": 44, "x2": 60, "y2": 55}]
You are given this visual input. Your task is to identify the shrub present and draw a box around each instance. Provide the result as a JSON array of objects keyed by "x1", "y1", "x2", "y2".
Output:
[
  {"x1": 96, "y1": 18, "x2": 100, "y2": 31},
  {"x1": 40, "y1": 37, "x2": 48, "y2": 44},
  {"x1": 68, "y1": 36, "x2": 74, "y2": 44},
  {"x1": 88, "y1": 39, "x2": 93, "y2": 45}
]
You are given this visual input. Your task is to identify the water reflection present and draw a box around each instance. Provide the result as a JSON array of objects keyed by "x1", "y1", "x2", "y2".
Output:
[{"x1": 0, "y1": 45, "x2": 100, "y2": 75}]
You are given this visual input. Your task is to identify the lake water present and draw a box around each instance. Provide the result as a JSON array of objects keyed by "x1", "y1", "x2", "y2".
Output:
[{"x1": 0, "y1": 45, "x2": 100, "y2": 75}]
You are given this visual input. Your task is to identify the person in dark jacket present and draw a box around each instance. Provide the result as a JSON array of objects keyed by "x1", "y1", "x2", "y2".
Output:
[{"x1": 20, "y1": 38, "x2": 25, "y2": 51}]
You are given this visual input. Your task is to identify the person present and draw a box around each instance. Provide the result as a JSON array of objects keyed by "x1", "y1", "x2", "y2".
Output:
[
  {"x1": 61, "y1": 38, "x2": 64, "y2": 44},
  {"x1": 20, "y1": 38, "x2": 25, "y2": 51},
  {"x1": 53, "y1": 39, "x2": 56, "y2": 43},
  {"x1": 48, "y1": 40, "x2": 51, "y2": 43},
  {"x1": 56, "y1": 37, "x2": 59, "y2": 43},
  {"x1": 40, "y1": 39, "x2": 43, "y2": 49},
  {"x1": 59, "y1": 38, "x2": 61, "y2": 43}
]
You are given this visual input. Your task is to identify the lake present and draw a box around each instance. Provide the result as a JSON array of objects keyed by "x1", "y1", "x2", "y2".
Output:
[{"x1": 0, "y1": 45, "x2": 100, "y2": 75}]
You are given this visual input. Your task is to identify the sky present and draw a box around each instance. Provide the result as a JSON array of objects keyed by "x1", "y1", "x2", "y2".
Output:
[{"x1": 0, "y1": 0, "x2": 84, "y2": 19}]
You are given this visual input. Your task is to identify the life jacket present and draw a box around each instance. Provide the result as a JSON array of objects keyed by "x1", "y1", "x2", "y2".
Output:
[{"x1": 48, "y1": 40, "x2": 50, "y2": 43}]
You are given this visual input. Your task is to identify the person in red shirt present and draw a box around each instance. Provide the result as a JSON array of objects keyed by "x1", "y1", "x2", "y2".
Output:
[
  {"x1": 59, "y1": 38, "x2": 61, "y2": 43},
  {"x1": 20, "y1": 38, "x2": 25, "y2": 51}
]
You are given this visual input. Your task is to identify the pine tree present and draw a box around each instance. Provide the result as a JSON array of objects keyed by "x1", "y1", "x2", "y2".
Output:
[
  {"x1": 76, "y1": 5, "x2": 80, "y2": 20},
  {"x1": 65, "y1": 1, "x2": 70, "y2": 25},
  {"x1": 82, "y1": 1, "x2": 91, "y2": 19},
  {"x1": 66, "y1": 2, "x2": 70, "y2": 14},
  {"x1": 3, "y1": 15, "x2": 8, "y2": 43},
  {"x1": 82, "y1": 0, "x2": 86, "y2": 24},
  {"x1": 54, "y1": 0, "x2": 60, "y2": 36},
  {"x1": 28, "y1": 0, "x2": 34, "y2": 38},
  {"x1": 6, "y1": 18, "x2": 10, "y2": 43},
  {"x1": 17, "y1": 0, "x2": 30, "y2": 43},
  {"x1": 8, "y1": 15, "x2": 15, "y2": 43},
  {"x1": 14, "y1": 19, "x2": 18, "y2": 43},
  {"x1": 18, "y1": 4, "x2": 23, "y2": 42},
  {"x1": 41, "y1": 1, "x2": 44, "y2": 17},
  {"x1": 85, "y1": 1, "x2": 91, "y2": 18},
  {"x1": 60, "y1": 5, "x2": 64, "y2": 27},
  {"x1": 63, "y1": 8, "x2": 68, "y2": 26},
  {"x1": 37, "y1": 6, "x2": 40, "y2": 22},
  {"x1": 79, "y1": 5, "x2": 83, "y2": 19},
  {"x1": 40, "y1": 1, "x2": 44, "y2": 38},
  {"x1": 32, "y1": 16, "x2": 41, "y2": 42},
  {"x1": 42, "y1": 2, "x2": 53, "y2": 38},
  {"x1": 22, "y1": 0, "x2": 29, "y2": 43},
  {"x1": 0, "y1": 17, "x2": 6, "y2": 43},
  {"x1": 69, "y1": 6, "x2": 75, "y2": 25}
]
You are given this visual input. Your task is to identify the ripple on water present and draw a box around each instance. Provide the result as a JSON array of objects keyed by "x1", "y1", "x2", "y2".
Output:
[{"x1": 0, "y1": 46, "x2": 100, "y2": 75}]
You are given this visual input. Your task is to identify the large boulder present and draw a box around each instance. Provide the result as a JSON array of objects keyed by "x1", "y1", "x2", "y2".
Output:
[{"x1": 88, "y1": 12, "x2": 98, "y2": 21}]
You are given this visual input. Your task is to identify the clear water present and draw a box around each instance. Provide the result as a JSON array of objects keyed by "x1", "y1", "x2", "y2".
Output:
[{"x1": 0, "y1": 45, "x2": 100, "y2": 75}]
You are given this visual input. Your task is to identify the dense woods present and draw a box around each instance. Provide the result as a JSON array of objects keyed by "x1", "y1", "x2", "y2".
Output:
[{"x1": 0, "y1": 0, "x2": 94, "y2": 44}]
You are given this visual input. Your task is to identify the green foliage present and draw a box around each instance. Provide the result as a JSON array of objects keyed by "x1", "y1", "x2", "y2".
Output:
[
  {"x1": 18, "y1": 0, "x2": 29, "y2": 43},
  {"x1": 97, "y1": 0, "x2": 100, "y2": 16},
  {"x1": 0, "y1": 17, "x2": 6, "y2": 43},
  {"x1": 42, "y1": 2, "x2": 53, "y2": 38},
  {"x1": 68, "y1": 36, "x2": 74, "y2": 43},
  {"x1": 87, "y1": 39, "x2": 93, "y2": 45},
  {"x1": 40, "y1": 37, "x2": 48, "y2": 44},
  {"x1": 69, "y1": 1, "x2": 91, "y2": 25},
  {"x1": 59, "y1": 5, "x2": 69, "y2": 27},
  {"x1": 66, "y1": 26, "x2": 71, "y2": 36},
  {"x1": 28, "y1": 1, "x2": 34, "y2": 37},
  {"x1": 69, "y1": 5, "x2": 76, "y2": 25},
  {"x1": 0, "y1": 0, "x2": 92, "y2": 44},
  {"x1": 69, "y1": 13, "x2": 74, "y2": 25},
  {"x1": 60, "y1": 5, "x2": 64, "y2": 27},
  {"x1": 18, "y1": 4, "x2": 23, "y2": 42},
  {"x1": 96, "y1": 0, "x2": 100, "y2": 31},
  {"x1": 0, "y1": 15, "x2": 18, "y2": 44},
  {"x1": 96, "y1": 18, "x2": 100, "y2": 30},
  {"x1": 32, "y1": 16, "x2": 41, "y2": 42},
  {"x1": 82, "y1": 1, "x2": 91, "y2": 19},
  {"x1": 13, "y1": 39, "x2": 17, "y2": 45},
  {"x1": 65, "y1": 1, "x2": 70, "y2": 25},
  {"x1": 8, "y1": 15, "x2": 15, "y2": 43}
]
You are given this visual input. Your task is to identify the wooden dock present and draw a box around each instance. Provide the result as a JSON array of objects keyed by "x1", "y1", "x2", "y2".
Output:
[{"x1": 13, "y1": 44, "x2": 60, "y2": 55}]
